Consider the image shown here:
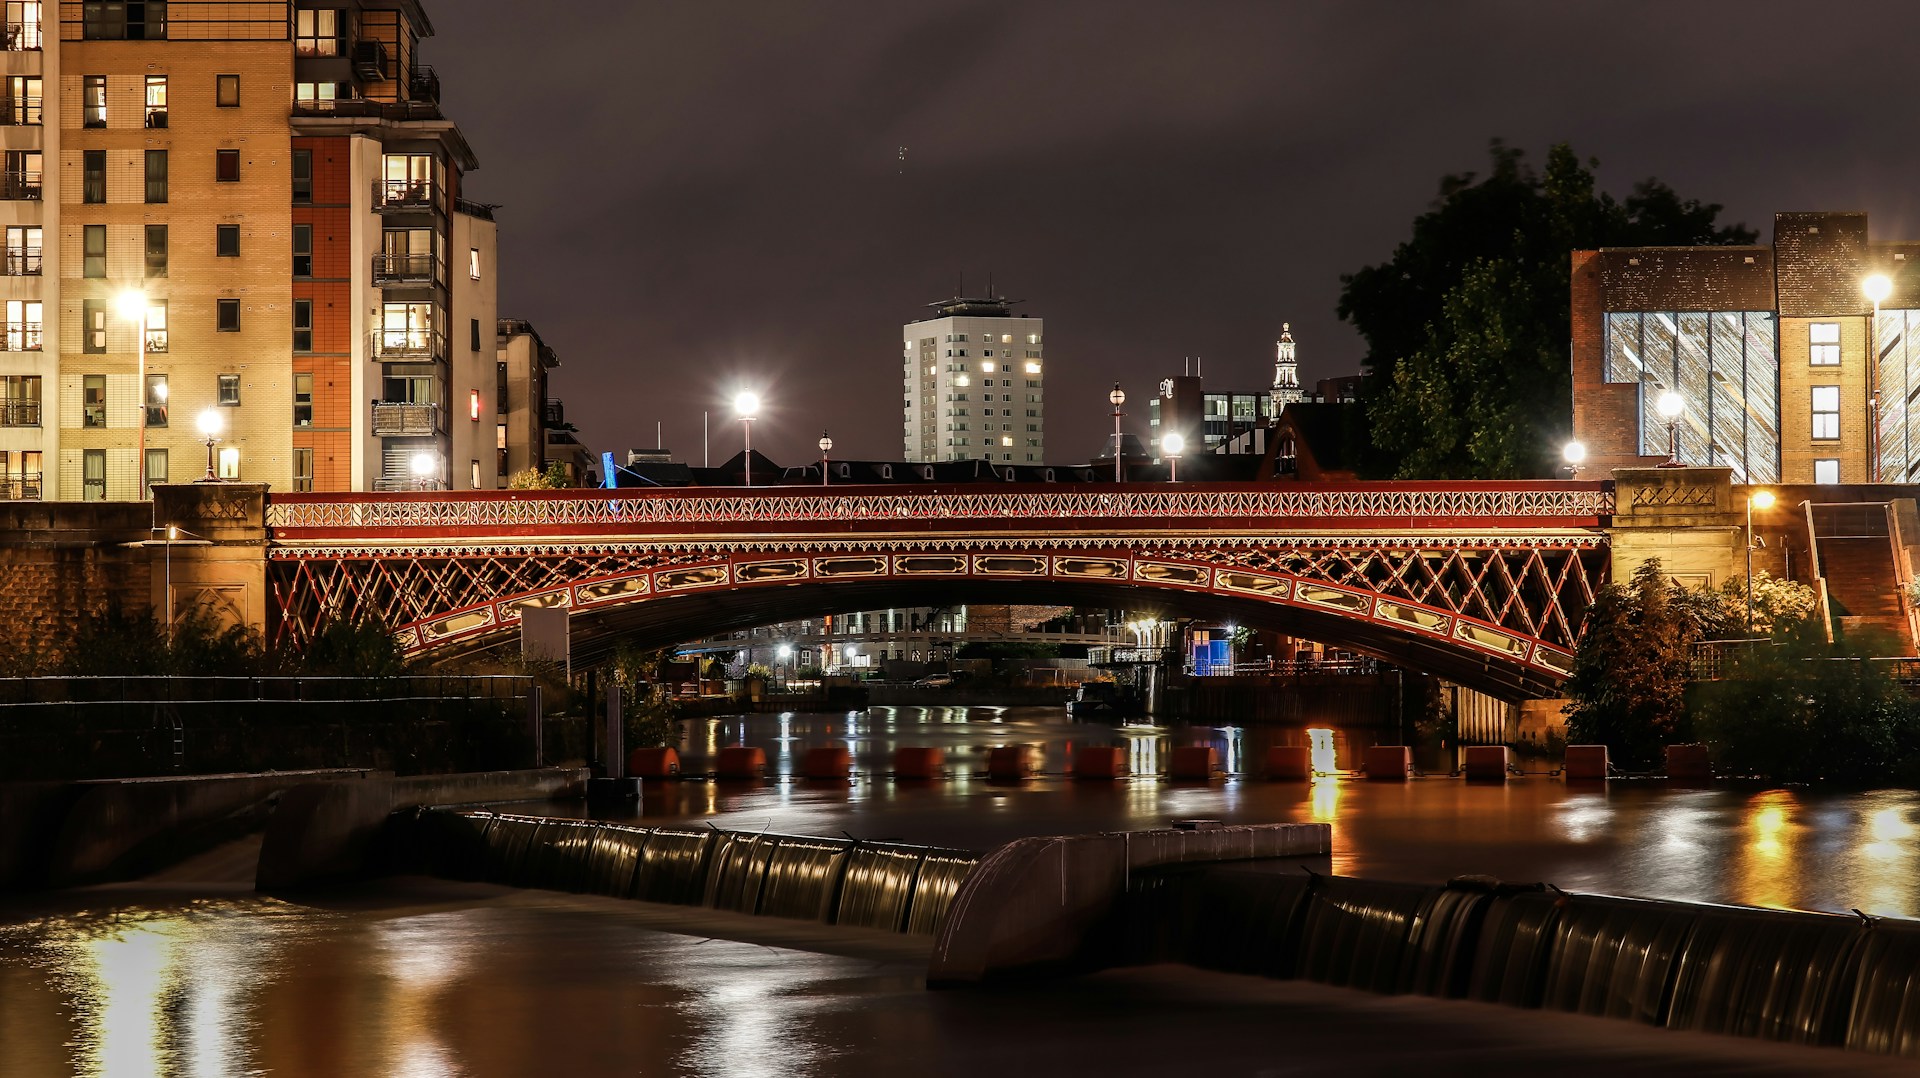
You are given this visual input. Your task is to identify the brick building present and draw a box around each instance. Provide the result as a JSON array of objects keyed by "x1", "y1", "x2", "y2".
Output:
[
  {"x1": 0, "y1": 1, "x2": 516, "y2": 499},
  {"x1": 1572, "y1": 211, "x2": 1920, "y2": 485}
]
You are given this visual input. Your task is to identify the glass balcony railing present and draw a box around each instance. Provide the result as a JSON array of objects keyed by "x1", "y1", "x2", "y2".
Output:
[
  {"x1": 372, "y1": 253, "x2": 434, "y2": 283},
  {"x1": 374, "y1": 179, "x2": 436, "y2": 211}
]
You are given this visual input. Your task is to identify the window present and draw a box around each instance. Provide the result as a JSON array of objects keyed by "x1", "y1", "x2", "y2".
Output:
[
  {"x1": 82, "y1": 300, "x2": 105, "y2": 353},
  {"x1": 294, "y1": 8, "x2": 339, "y2": 55},
  {"x1": 82, "y1": 224, "x2": 104, "y2": 278},
  {"x1": 5, "y1": 224, "x2": 38, "y2": 275},
  {"x1": 469, "y1": 247, "x2": 480, "y2": 280},
  {"x1": 143, "y1": 300, "x2": 165, "y2": 352},
  {"x1": 294, "y1": 82, "x2": 337, "y2": 111},
  {"x1": 292, "y1": 224, "x2": 311, "y2": 276},
  {"x1": 216, "y1": 224, "x2": 238, "y2": 257},
  {"x1": 83, "y1": 149, "x2": 104, "y2": 203},
  {"x1": 0, "y1": 377, "x2": 40, "y2": 428},
  {"x1": 82, "y1": 0, "x2": 163, "y2": 40},
  {"x1": 292, "y1": 447, "x2": 313, "y2": 492},
  {"x1": 496, "y1": 422, "x2": 507, "y2": 476},
  {"x1": 82, "y1": 75, "x2": 104, "y2": 126},
  {"x1": 144, "y1": 372, "x2": 166, "y2": 426},
  {"x1": 470, "y1": 459, "x2": 480, "y2": 489},
  {"x1": 293, "y1": 372, "x2": 312, "y2": 426},
  {"x1": 6, "y1": 76, "x2": 41, "y2": 125},
  {"x1": 1815, "y1": 458, "x2": 1841, "y2": 485},
  {"x1": 6, "y1": 299, "x2": 37, "y2": 350},
  {"x1": 1812, "y1": 385, "x2": 1841, "y2": 440},
  {"x1": 144, "y1": 224, "x2": 166, "y2": 278},
  {"x1": 496, "y1": 362, "x2": 507, "y2": 414},
  {"x1": 6, "y1": 3, "x2": 43, "y2": 50},
  {"x1": 217, "y1": 299, "x2": 239, "y2": 332},
  {"x1": 470, "y1": 318, "x2": 480, "y2": 352},
  {"x1": 292, "y1": 299, "x2": 312, "y2": 352},
  {"x1": 82, "y1": 448, "x2": 104, "y2": 500},
  {"x1": 217, "y1": 447, "x2": 239, "y2": 480},
  {"x1": 217, "y1": 373, "x2": 239, "y2": 406},
  {"x1": 1811, "y1": 322, "x2": 1840, "y2": 366},
  {"x1": 379, "y1": 302, "x2": 434, "y2": 354},
  {"x1": 83, "y1": 374, "x2": 105, "y2": 427},
  {"x1": 291, "y1": 149, "x2": 311, "y2": 201},
  {"x1": 215, "y1": 149, "x2": 239, "y2": 182},
  {"x1": 144, "y1": 149, "x2": 166, "y2": 203},
  {"x1": 381, "y1": 153, "x2": 434, "y2": 204},
  {"x1": 144, "y1": 75, "x2": 165, "y2": 128},
  {"x1": 216, "y1": 74, "x2": 238, "y2": 107}
]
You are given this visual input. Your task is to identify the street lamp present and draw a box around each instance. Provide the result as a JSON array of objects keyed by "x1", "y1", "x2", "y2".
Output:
[
  {"x1": 1656, "y1": 391, "x2": 1684, "y2": 466},
  {"x1": 818, "y1": 430, "x2": 832, "y2": 487},
  {"x1": 1562, "y1": 439, "x2": 1587, "y2": 479},
  {"x1": 1109, "y1": 382, "x2": 1126, "y2": 483},
  {"x1": 1746, "y1": 488, "x2": 1776, "y2": 636},
  {"x1": 734, "y1": 391, "x2": 760, "y2": 487},
  {"x1": 195, "y1": 408, "x2": 221, "y2": 482},
  {"x1": 1865, "y1": 273, "x2": 1893, "y2": 481},
  {"x1": 410, "y1": 450, "x2": 438, "y2": 491},
  {"x1": 1162, "y1": 431, "x2": 1185, "y2": 482},
  {"x1": 117, "y1": 289, "x2": 148, "y2": 496}
]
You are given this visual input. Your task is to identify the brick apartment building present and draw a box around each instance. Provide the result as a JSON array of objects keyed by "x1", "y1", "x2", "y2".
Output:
[{"x1": 1573, "y1": 210, "x2": 1920, "y2": 486}]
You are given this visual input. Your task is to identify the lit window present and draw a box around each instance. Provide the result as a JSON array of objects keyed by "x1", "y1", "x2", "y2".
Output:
[
  {"x1": 954, "y1": 375, "x2": 969, "y2": 387},
  {"x1": 1027, "y1": 333, "x2": 1039, "y2": 344},
  {"x1": 1025, "y1": 362, "x2": 1041, "y2": 374},
  {"x1": 469, "y1": 389, "x2": 480, "y2": 420},
  {"x1": 1812, "y1": 386, "x2": 1841, "y2": 440},
  {"x1": 1814, "y1": 458, "x2": 1841, "y2": 484},
  {"x1": 469, "y1": 247, "x2": 480, "y2": 280},
  {"x1": 1002, "y1": 436, "x2": 1013, "y2": 446},
  {"x1": 217, "y1": 447, "x2": 240, "y2": 479},
  {"x1": 216, "y1": 75, "x2": 240, "y2": 108},
  {"x1": 1810, "y1": 322, "x2": 1840, "y2": 366},
  {"x1": 979, "y1": 362, "x2": 992, "y2": 373},
  {"x1": 1000, "y1": 334, "x2": 1011, "y2": 343}
]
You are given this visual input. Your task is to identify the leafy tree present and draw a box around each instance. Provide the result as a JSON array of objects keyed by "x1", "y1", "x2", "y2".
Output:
[
  {"x1": 1340, "y1": 141, "x2": 1756, "y2": 478},
  {"x1": 1711, "y1": 571, "x2": 1819, "y2": 639},
  {"x1": 608, "y1": 644, "x2": 682, "y2": 748},
  {"x1": 1564, "y1": 558, "x2": 1721, "y2": 768},
  {"x1": 507, "y1": 461, "x2": 572, "y2": 489},
  {"x1": 300, "y1": 612, "x2": 413, "y2": 677}
]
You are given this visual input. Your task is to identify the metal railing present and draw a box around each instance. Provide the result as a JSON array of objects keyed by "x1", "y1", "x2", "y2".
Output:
[
  {"x1": 0, "y1": 322, "x2": 41, "y2": 350},
  {"x1": 0, "y1": 173, "x2": 41, "y2": 201},
  {"x1": 371, "y1": 327, "x2": 447, "y2": 361},
  {"x1": 453, "y1": 197, "x2": 495, "y2": 221},
  {"x1": 3, "y1": 23, "x2": 39, "y2": 50},
  {"x1": 0, "y1": 471, "x2": 40, "y2": 500},
  {"x1": 372, "y1": 401, "x2": 440, "y2": 436},
  {"x1": 299, "y1": 98, "x2": 443, "y2": 121},
  {"x1": 410, "y1": 65, "x2": 440, "y2": 104},
  {"x1": 0, "y1": 95, "x2": 39, "y2": 125},
  {"x1": 5, "y1": 247, "x2": 40, "y2": 275},
  {"x1": 353, "y1": 39, "x2": 389, "y2": 79},
  {"x1": 374, "y1": 179, "x2": 437, "y2": 210},
  {"x1": 372, "y1": 252, "x2": 434, "y2": 282},
  {"x1": 0, "y1": 674, "x2": 533, "y2": 705},
  {"x1": 1186, "y1": 657, "x2": 1383, "y2": 677},
  {"x1": 0, "y1": 399, "x2": 39, "y2": 427}
]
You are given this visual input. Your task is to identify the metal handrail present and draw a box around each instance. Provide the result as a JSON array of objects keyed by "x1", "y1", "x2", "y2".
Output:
[
  {"x1": 373, "y1": 179, "x2": 438, "y2": 209},
  {"x1": 0, "y1": 471, "x2": 40, "y2": 500},
  {"x1": 372, "y1": 252, "x2": 434, "y2": 280},
  {"x1": 0, "y1": 399, "x2": 39, "y2": 427},
  {"x1": 5, "y1": 247, "x2": 41, "y2": 275},
  {"x1": 0, "y1": 173, "x2": 41, "y2": 200},
  {"x1": 371, "y1": 327, "x2": 447, "y2": 361},
  {"x1": 0, "y1": 322, "x2": 41, "y2": 350}
]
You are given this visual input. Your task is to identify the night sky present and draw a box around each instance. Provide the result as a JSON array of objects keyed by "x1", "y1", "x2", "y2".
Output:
[{"x1": 430, "y1": 1, "x2": 1920, "y2": 468}]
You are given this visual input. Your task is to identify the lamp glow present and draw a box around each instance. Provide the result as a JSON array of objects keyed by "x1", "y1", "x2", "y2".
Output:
[
  {"x1": 1751, "y1": 489, "x2": 1776, "y2": 511},
  {"x1": 1656, "y1": 391, "x2": 1684, "y2": 419},
  {"x1": 1865, "y1": 274, "x2": 1894, "y2": 306},
  {"x1": 1109, "y1": 383, "x2": 1126, "y2": 407},
  {"x1": 1162, "y1": 432, "x2": 1185, "y2": 455},
  {"x1": 114, "y1": 289, "x2": 147, "y2": 322},
  {"x1": 733, "y1": 391, "x2": 760, "y2": 418},
  {"x1": 410, "y1": 451, "x2": 436, "y2": 478},
  {"x1": 195, "y1": 408, "x2": 222, "y2": 438},
  {"x1": 1562, "y1": 440, "x2": 1587, "y2": 465}
]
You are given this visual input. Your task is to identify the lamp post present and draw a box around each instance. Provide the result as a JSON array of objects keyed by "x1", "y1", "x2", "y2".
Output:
[
  {"x1": 195, "y1": 407, "x2": 221, "y2": 481},
  {"x1": 117, "y1": 290, "x2": 148, "y2": 497},
  {"x1": 1562, "y1": 439, "x2": 1587, "y2": 479},
  {"x1": 1746, "y1": 488, "x2": 1776, "y2": 636},
  {"x1": 818, "y1": 430, "x2": 832, "y2": 487},
  {"x1": 410, "y1": 450, "x2": 438, "y2": 491},
  {"x1": 1656, "y1": 391, "x2": 1684, "y2": 466},
  {"x1": 1109, "y1": 382, "x2": 1126, "y2": 483},
  {"x1": 1162, "y1": 431, "x2": 1185, "y2": 482},
  {"x1": 1865, "y1": 273, "x2": 1893, "y2": 482},
  {"x1": 734, "y1": 391, "x2": 759, "y2": 487}
]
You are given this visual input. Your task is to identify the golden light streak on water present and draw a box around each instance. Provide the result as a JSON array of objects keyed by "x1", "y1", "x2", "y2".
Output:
[
  {"x1": 1734, "y1": 791, "x2": 1797, "y2": 911},
  {"x1": 1307, "y1": 728, "x2": 1337, "y2": 776}
]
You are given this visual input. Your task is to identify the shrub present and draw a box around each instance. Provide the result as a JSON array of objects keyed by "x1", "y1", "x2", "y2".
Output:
[{"x1": 1564, "y1": 558, "x2": 1720, "y2": 768}]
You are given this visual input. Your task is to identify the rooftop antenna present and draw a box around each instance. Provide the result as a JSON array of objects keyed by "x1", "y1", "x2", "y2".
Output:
[{"x1": 656, "y1": 421, "x2": 662, "y2": 450}]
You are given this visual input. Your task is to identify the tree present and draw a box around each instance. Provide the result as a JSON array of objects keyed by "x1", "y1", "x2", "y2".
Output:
[
  {"x1": 1564, "y1": 558, "x2": 1721, "y2": 768},
  {"x1": 609, "y1": 644, "x2": 682, "y2": 749},
  {"x1": 1340, "y1": 141, "x2": 1756, "y2": 478},
  {"x1": 507, "y1": 461, "x2": 572, "y2": 489}
]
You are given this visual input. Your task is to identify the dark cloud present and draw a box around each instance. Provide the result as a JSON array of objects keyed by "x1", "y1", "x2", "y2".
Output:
[{"x1": 428, "y1": 0, "x2": 1920, "y2": 464}]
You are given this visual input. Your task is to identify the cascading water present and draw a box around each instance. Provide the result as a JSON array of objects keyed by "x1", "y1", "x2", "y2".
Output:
[
  {"x1": 905, "y1": 851, "x2": 976, "y2": 936},
  {"x1": 835, "y1": 845, "x2": 928, "y2": 932},
  {"x1": 632, "y1": 828, "x2": 715, "y2": 905},
  {"x1": 1663, "y1": 906, "x2": 1861, "y2": 1044},
  {"x1": 1846, "y1": 921, "x2": 1920, "y2": 1055},
  {"x1": 1537, "y1": 894, "x2": 1698, "y2": 1024},
  {"x1": 1294, "y1": 876, "x2": 1435, "y2": 992},
  {"x1": 759, "y1": 837, "x2": 854, "y2": 921}
]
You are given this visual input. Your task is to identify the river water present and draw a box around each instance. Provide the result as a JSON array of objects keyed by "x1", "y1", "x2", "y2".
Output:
[{"x1": 6, "y1": 703, "x2": 1920, "y2": 1076}]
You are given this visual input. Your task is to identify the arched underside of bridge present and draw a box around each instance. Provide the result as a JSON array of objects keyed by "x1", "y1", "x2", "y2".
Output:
[{"x1": 274, "y1": 544, "x2": 1605, "y2": 700}]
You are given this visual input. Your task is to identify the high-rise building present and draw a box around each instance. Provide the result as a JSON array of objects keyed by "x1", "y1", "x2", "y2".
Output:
[
  {"x1": 902, "y1": 295, "x2": 1044, "y2": 463},
  {"x1": 0, "y1": 0, "x2": 504, "y2": 499}
]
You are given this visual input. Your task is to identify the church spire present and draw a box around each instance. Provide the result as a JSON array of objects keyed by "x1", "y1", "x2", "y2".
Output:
[{"x1": 1272, "y1": 322, "x2": 1303, "y2": 408}]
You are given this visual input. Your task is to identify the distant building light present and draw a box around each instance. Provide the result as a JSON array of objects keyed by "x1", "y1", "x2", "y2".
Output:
[{"x1": 1025, "y1": 362, "x2": 1041, "y2": 374}]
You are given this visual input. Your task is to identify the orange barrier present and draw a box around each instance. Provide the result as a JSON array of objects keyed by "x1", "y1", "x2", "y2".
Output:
[
  {"x1": 715, "y1": 745, "x2": 767, "y2": 780},
  {"x1": 1666, "y1": 743, "x2": 1712, "y2": 781},
  {"x1": 1265, "y1": 745, "x2": 1312, "y2": 781},
  {"x1": 1461, "y1": 745, "x2": 1509, "y2": 782},
  {"x1": 802, "y1": 746, "x2": 852, "y2": 780},
  {"x1": 1563, "y1": 744, "x2": 1609, "y2": 780},
  {"x1": 893, "y1": 746, "x2": 945, "y2": 779},
  {"x1": 988, "y1": 745, "x2": 1039, "y2": 780},
  {"x1": 1364, "y1": 745, "x2": 1411, "y2": 782},
  {"x1": 1169, "y1": 746, "x2": 1218, "y2": 781},
  {"x1": 1072, "y1": 746, "x2": 1127, "y2": 780},
  {"x1": 626, "y1": 747, "x2": 681, "y2": 778}
]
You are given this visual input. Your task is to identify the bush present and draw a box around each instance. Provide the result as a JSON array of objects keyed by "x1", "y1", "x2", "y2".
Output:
[{"x1": 1564, "y1": 558, "x2": 1720, "y2": 768}]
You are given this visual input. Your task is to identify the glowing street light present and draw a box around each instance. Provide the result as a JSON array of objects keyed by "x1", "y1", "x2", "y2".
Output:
[
  {"x1": 1162, "y1": 431, "x2": 1185, "y2": 482},
  {"x1": 1656, "y1": 390, "x2": 1684, "y2": 467},
  {"x1": 1562, "y1": 439, "x2": 1587, "y2": 479},
  {"x1": 1746, "y1": 488, "x2": 1776, "y2": 636},
  {"x1": 118, "y1": 289, "x2": 150, "y2": 496},
  {"x1": 734, "y1": 391, "x2": 760, "y2": 487},
  {"x1": 818, "y1": 430, "x2": 833, "y2": 488},
  {"x1": 1866, "y1": 274, "x2": 1894, "y2": 480},
  {"x1": 410, "y1": 450, "x2": 438, "y2": 491},
  {"x1": 195, "y1": 407, "x2": 222, "y2": 482},
  {"x1": 1109, "y1": 383, "x2": 1126, "y2": 483}
]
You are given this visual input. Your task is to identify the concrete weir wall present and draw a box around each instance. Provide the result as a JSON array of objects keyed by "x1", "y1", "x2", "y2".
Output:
[{"x1": 928, "y1": 822, "x2": 1330, "y2": 986}]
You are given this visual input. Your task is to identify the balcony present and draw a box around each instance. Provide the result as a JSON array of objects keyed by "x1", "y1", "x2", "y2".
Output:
[
  {"x1": 0, "y1": 472, "x2": 41, "y2": 500},
  {"x1": 3, "y1": 23, "x2": 40, "y2": 51},
  {"x1": 0, "y1": 97, "x2": 40, "y2": 126},
  {"x1": 0, "y1": 322, "x2": 41, "y2": 351},
  {"x1": 372, "y1": 328, "x2": 447, "y2": 362},
  {"x1": 0, "y1": 173, "x2": 41, "y2": 201},
  {"x1": 372, "y1": 401, "x2": 441, "y2": 436},
  {"x1": 373, "y1": 179, "x2": 437, "y2": 213},
  {"x1": 542, "y1": 399, "x2": 565, "y2": 426},
  {"x1": 372, "y1": 253, "x2": 434, "y2": 284},
  {"x1": 410, "y1": 65, "x2": 440, "y2": 105},
  {"x1": 453, "y1": 197, "x2": 496, "y2": 221},
  {"x1": 296, "y1": 97, "x2": 442, "y2": 121},
  {"x1": 5, "y1": 248, "x2": 40, "y2": 276},
  {"x1": 0, "y1": 399, "x2": 39, "y2": 427},
  {"x1": 352, "y1": 39, "x2": 389, "y2": 80}
]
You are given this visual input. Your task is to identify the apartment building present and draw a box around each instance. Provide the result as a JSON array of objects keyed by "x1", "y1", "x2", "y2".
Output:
[
  {"x1": 0, "y1": 0, "x2": 503, "y2": 499},
  {"x1": 902, "y1": 295, "x2": 1044, "y2": 464},
  {"x1": 1572, "y1": 211, "x2": 1920, "y2": 485},
  {"x1": 495, "y1": 317, "x2": 555, "y2": 481}
]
